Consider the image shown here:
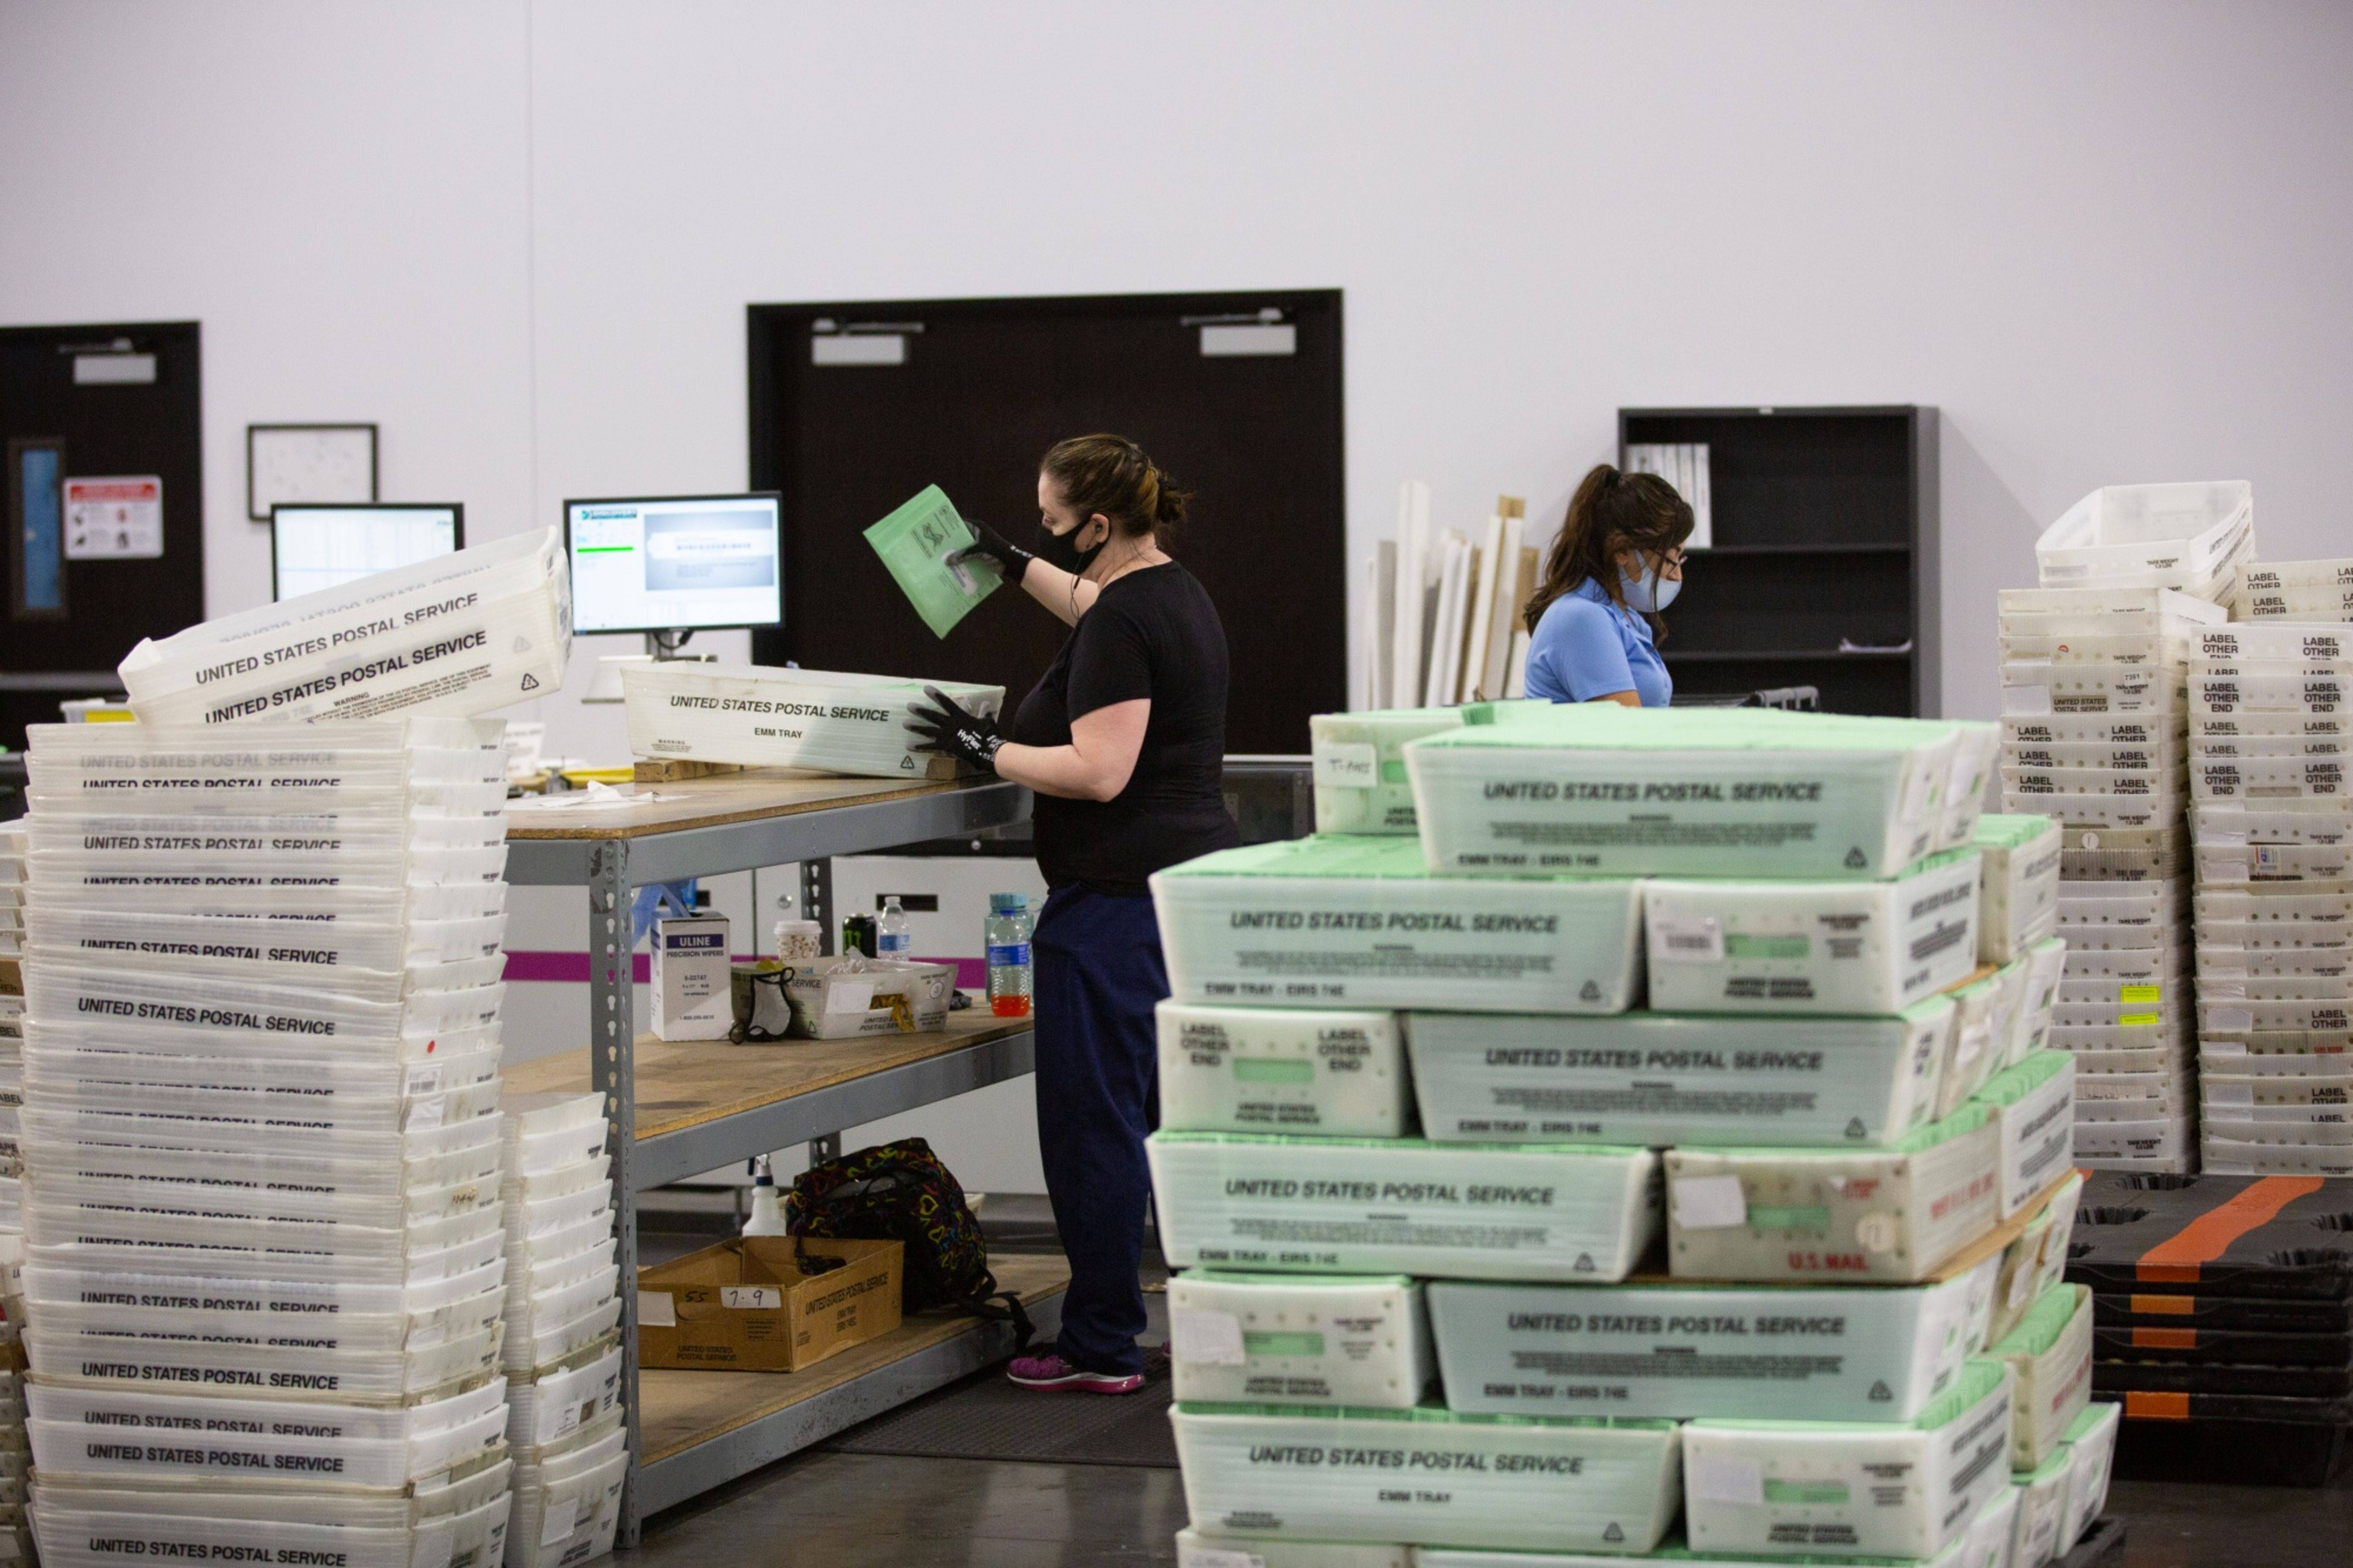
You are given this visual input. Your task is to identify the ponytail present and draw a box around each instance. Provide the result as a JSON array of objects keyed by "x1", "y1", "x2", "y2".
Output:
[
  {"x1": 1042, "y1": 433, "x2": 1188, "y2": 545},
  {"x1": 1523, "y1": 463, "x2": 1694, "y2": 637}
]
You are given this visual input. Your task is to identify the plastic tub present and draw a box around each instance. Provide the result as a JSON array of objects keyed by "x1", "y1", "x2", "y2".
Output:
[
  {"x1": 25, "y1": 1376, "x2": 506, "y2": 1483},
  {"x1": 2193, "y1": 665, "x2": 2353, "y2": 714},
  {"x1": 507, "y1": 1218, "x2": 616, "y2": 1283},
  {"x1": 2004, "y1": 790, "x2": 2183, "y2": 828},
  {"x1": 504, "y1": 1183, "x2": 611, "y2": 1244},
  {"x1": 408, "y1": 954, "x2": 509, "y2": 994},
  {"x1": 22, "y1": 905, "x2": 410, "y2": 975},
  {"x1": 503, "y1": 1093, "x2": 609, "y2": 1175},
  {"x1": 23, "y1": 1200, "x2": 503, "y2": 1286},
  {"x1": 2005, "y1": 714, "x2": 2180, "y2": 746},
  {"x1": 504, "y1": 1271, "x2": 617, "y2": 1345},
  {"x1": 26, "y1": 1316, "x2": 504, "y2": 1401},
  {"x1": 507, "y1": 1448, "x2": 625, "y2": 1568},
  {"x1": 509, "y1": 1239, "x2": 618, "y2": 1303},
  {"x1": 497, "y1": 1153, "x2": 609, "y2": 1207},
  {"x1": 2033, "y1": 481, "x2": 2253, "y2": 589},
  {"x1": 2000, "y1": 662, "x2": 2182, "y2": 717},
  {"x1": 506, "y1": 1344, "x2": 622, "y2": 1448},
  {"x1": 2072, "y1": 1115, "x2": 2192, "y2": 1162},
  {"x1": 25, "y1": 1276, "x2": 505, "y2": 1358},
  {"x1": 21, "y1": 1257, "x2": 508, "y2": 1337},
  {"x1": 2002, "y1": 763, "x2": 2184, "y2": 796},
  {"x1": 406, "y1": 913, "x2": 509, "y2": 963},
  {"x1": 33, "y1": 1491, "x2": 511, "y2": 1568},
  {"x1": 2192, "y1": 757, "x2": 2349, "y2": 799},
  {"x1": 2197, "y1": 843, "x2": 2353, "y2": 883},
  {"x1": 502, "y1": 1295, "x2": 621, "y2": 1374},
  {"x1": 2191, "y1": 710, "x2": 2353, "y2": 744},
  {"x1": 1997, "y1": 631, "x2": 2168, "y2": 665},
  {"x1": 408, "y1": 844, "x2": 511, "y2": 890},
  {"x1": 2236, "y1": 586, "x2": 2353, "y2": 619},
  {"x1": 2000, "y1": 737, "x2": 2184, "y2": 771}
]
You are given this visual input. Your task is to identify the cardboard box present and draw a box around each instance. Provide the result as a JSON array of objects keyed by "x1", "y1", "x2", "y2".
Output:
[
  {"x1": 651, "y1": 914, "x2": 731, "y2": 1040},
  {"x1": 637, "y1": 1236, "x2": 902, "y2": 1372},
  {"x1": 784, "y1": 956, "x2": 955, "y2": 1038}
]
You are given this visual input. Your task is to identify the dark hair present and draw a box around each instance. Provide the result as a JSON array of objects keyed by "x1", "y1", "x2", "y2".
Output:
[
  {"x1": 1523, "y1": 464, "x2": 1694, "y2": 638},
  {"x1": 1041, "y1": 434, "x2": 1189, "y2": 543}
]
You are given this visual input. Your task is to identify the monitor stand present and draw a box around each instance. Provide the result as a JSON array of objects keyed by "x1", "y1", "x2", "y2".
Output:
[{"x1": 645, "y1": 629, "x2": 696, "y2": 661}]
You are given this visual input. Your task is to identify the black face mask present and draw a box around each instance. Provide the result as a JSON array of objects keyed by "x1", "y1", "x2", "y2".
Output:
[{"x1": 1034, "y1": 516, "x2": 1105, "y2": 575}]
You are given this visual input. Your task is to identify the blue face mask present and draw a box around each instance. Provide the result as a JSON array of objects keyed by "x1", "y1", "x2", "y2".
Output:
[{"x1": 1620, "y1": 562, "x2": 1681, "y2": 614}]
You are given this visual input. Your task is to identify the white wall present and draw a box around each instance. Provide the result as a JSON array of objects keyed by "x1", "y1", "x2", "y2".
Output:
[{"x1": 6, "y1": 0, "x2": 2350, "y2": 737}]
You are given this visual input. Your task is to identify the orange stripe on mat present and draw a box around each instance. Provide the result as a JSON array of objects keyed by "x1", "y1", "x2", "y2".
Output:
[
  {"x1": 2132, "y1": 1327, "x2": 2198, "y2": 1350},
  {"x1": 2126, "y1": 1390, "x2": 2190, "y2": 1420},
  {"x1": 2130, "y1": 1293, "x2": 2194, "y2": 1316},
  {"x1": 2134, "y1": 1176, "x2": 2324, "y2": 1283}
]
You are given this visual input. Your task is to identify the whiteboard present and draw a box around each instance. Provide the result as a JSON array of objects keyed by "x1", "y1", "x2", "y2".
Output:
[{"x1": 247, "y1": 423, "x2": 376, "y2": 520}]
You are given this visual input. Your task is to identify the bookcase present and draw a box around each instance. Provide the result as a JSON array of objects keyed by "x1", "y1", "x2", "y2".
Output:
[{"x1": 1617, "y1": 405, "x2": 1939, "y2": 717}]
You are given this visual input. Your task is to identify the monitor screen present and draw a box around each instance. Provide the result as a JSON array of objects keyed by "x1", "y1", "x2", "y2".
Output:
[
  {"x1": 272, "y1": 504, "x2": 464, "y2": 600},
  {"x1": 565, "y1": 493, "x2": 783, "y2": 634}
]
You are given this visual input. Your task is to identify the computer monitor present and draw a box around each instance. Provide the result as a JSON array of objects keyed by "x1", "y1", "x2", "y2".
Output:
[
  {"x1": 564, "y1": 493, "x2": 783, "y2": 636},
  {"x1": 271, "y1": 503, "x2": 464, "y2": 601}
]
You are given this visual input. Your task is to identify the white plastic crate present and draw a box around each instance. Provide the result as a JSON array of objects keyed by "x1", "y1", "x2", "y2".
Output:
[
  {"x1": 1404, "y1": 1001, "x2": 1953, "y2": 1148},
  {"x1": 2236, "y1": 585, "x2": 2353, "y2": 619},
  {"x1": 1680, "y1": 1359, "x2": 2015, "y2": 1561},
  {"x1": 1170, "y1": 1403, "x2": 1683, "y2": 1555},
  {"x1": 120, "y1": 528, "x2": 568, "y2": 726},
  {"x1": 1641, "y1": 851, "x2": 1981, "y2": 1017},
  {"x1": 2005, "y1": 714, "x2": 2178, "y2": 747},
  {"x1": 1168, "y1": 1273, "x2": 1430, "y2": 1408},
  {"x1": 2071, "y1": 1115, "x2": 2193, "y2": 1163},
  {"x1": 1149, "y1": 1133, "x2": 1659, "y2": 1281},
  {"x1": 2192, "y1": 756, "x2": 2349, "y2": 800},
  {"x1": 1157, "y1": 1003, "x2": 1409, "y2": 1137},
  {"x1": 1426, "y1": 1262, "x2": 1998, "y2": 1423},
  {"x1": 2033, "y1": 481, "x2": 2253, "y2": 590},
  {"x1": 1664, "y1": 1106, "x2": 2001, "y2": 1283},
  {"x1": 2195, "y1": 843, "x2": 2353, "y2": 883},
  {"x1": 2001, "y1": 662, "x2": 2183, "y2": 717},
  {"x1": 2192, "y1": 663, "x2": 2353, "y2": 714},
  {"x1": 2005, "y1": 791, "x2": 2182, "y2": 829}
]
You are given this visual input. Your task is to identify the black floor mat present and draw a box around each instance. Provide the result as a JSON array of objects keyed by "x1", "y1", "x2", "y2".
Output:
[{"x1": 823, "y1": 1362, "x2": 1177, "y2": 1468}]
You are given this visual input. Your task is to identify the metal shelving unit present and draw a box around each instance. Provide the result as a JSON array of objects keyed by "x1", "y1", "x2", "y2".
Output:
[{"x1": 503, "y1": 771, "x2": 1048, "y2": 1543}]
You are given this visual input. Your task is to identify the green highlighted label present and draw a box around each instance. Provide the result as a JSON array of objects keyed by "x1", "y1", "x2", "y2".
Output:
[
  {"x1": 1244, "y1": 1331, "x2": 1326, "y2": 1357},
  {"x1": 1727, "y1": 935, "x2": 1811, "y2": 959},
  {"x1": 1235, "y1": 1059, "x2": 1316, "y2": 1084}
]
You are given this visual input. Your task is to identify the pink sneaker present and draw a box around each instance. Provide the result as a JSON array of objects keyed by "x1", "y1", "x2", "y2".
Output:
[{"x1": 1005, "y1": 1351, "x2": 1145, "y2": 1394}]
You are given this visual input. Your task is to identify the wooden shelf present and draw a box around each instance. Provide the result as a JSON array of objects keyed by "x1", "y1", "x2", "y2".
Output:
[
  {"x1": 635, "y1": 1251, "x2": 1070, "y2": 1515},
  {"x1": 503, "y1": 1011, "x2": 1036, "y2": 1189}
]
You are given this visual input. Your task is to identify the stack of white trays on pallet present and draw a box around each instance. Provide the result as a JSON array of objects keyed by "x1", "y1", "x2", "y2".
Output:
[
  {"x1": 1999, "y1": 481, "x2": 2253, "y2": 1173},
  {"x1": 2188, "y1": 599, "x2": 2353, "y2": 1176},
  {"x1": 0, "y1": 825, "x2": 23, "y2": 1564},
  {"x1": 500, "y1": 1091, "x2": 625, "y2": 1568},
  {"x1": 1151, "y1": 702, "x2": 2117, "y2": 1568},
  {"x1": 14, "y1": 718, "x2": 516, "y2": 1568}
]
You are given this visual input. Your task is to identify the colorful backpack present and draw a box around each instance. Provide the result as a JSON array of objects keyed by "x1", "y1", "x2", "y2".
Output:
[{"x1": 785, "y1": 1137, "x2": 1033, "y2": 1347}]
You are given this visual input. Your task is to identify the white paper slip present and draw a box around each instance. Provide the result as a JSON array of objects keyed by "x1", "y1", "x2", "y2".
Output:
[{"x1": 1405, "y1": 999, "x2": 1953, "y2": 1148}]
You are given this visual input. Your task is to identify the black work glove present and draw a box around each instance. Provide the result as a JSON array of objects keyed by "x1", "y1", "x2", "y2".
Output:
[
  {"x1": 948, "y1": 520, "x2": 1033, "y2": 583},
  {"x1": 907, "y1": 686, "x2": 1004, "y2": 773}
]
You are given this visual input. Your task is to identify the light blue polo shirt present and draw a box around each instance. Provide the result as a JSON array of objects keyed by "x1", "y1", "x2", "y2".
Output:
[{"x1": 1524, "y1": 577, "x2": 1673, "y2": 707}]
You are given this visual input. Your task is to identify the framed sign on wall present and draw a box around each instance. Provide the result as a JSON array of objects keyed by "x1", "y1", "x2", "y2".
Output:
[{"x1": 247, "y1": 422, "x2": 377, "y2": 521}]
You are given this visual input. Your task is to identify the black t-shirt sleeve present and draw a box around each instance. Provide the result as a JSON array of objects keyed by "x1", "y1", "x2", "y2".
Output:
[{"x1": 1064, "y1": 597, "x2": 1156, "y2": 721}]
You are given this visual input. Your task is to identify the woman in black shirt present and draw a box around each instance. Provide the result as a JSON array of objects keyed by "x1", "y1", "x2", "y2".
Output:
[{"x1": 912, "y1": 434, "x2": 1237, "y2": 1394}]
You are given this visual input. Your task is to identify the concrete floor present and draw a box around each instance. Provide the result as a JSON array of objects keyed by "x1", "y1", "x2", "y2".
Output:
[
  {"x1": 622, "y1": 1210, "x2": 2351, "y2": 1568},
  {"x1": 617, "y1": 1452, "x2": 2350, "y2": 1568}
]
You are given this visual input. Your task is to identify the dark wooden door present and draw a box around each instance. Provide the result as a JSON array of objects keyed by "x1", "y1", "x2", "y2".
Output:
[
  {"x1": 748, "y1": 291, "x2": 1344, "y2": 754},
  {"x1": 0, "y1": 321, "x2": 204, "y2": 747}
]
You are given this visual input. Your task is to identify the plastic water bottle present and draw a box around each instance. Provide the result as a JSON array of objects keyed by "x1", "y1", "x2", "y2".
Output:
[
  {"x1": 877, "y1": 895, "x2": 912, "y2": 958},
  {"x1": 986, "y1": 893, "x2": 1034, "y2": 1019},
  {"x1": 742, "y1": 1156, "x2": 790, "y2": 1237}
]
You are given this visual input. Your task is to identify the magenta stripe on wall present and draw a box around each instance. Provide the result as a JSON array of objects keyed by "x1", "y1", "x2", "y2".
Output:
[{"x1": 501, "y1": 951, "x2": 987, "y2": 989}]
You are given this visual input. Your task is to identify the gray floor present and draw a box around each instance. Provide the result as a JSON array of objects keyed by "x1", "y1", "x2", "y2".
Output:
[
  {"x1": 623, "y1": 1209, "x2": 2350, "y2": 1568},
  {"x1": 618, "y1": 1456, "x2": 2351, "y2": 1568}
]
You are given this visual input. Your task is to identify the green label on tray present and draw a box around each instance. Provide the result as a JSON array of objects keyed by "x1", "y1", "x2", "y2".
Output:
[
  {"x1": 1244, "y1": 1331, "x2": 1326, "y2": 1358},
  {"x1": 1746, "y1": 1205, "x2": 1832, "y2": 1231},
  {"x1": 1764, "y1": 1479, "x2": 1852, "y2": 1505},
  {"x1": 1234, "y1": 1059, "x2": 1317, "y2": 1084},
  {"x1": 1727, "y1": 935, "x2": 1811, "y2": 959},
  {"x1": 1381, "y1": 759, "x2": 1410, "y2": 784}
]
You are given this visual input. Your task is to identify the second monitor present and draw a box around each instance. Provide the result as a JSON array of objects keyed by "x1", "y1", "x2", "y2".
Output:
[
  {"x1": 565, "y1": 493, "x2": 782, "y2": 636},
  {"x1": 272, "y1": 503, "x2": 463, "y2": 600}
]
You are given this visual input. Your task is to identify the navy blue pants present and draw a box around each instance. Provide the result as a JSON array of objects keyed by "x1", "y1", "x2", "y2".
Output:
[{"x1": 1032, "y1": 884, "x2": 1165, "y2": 1377}]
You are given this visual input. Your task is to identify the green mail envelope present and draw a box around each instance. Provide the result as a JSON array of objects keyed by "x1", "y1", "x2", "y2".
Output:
[{"x1": 864, "y1": 484, "x2": 999, "y2": 638}]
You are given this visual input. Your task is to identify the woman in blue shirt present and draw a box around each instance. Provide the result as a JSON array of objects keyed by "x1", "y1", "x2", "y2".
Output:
[{"x1": 1522, "y1": 464, "x2": 1694, "y2": 707}]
